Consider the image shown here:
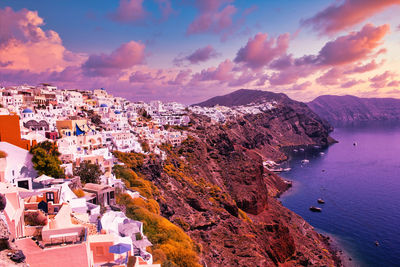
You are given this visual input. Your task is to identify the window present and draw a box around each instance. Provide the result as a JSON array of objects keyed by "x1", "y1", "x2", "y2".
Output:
[
  {"x1": 46, "y1": 192, "x2": 55, "y2": 202},
  {"x1": 95, "y1": 246, "x2": 104, "y2": 255}
]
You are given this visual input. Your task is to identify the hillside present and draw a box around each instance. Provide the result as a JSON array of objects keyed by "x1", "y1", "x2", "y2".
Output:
[
  {"x1": 195, "y1": 89, "x2": 333, "y2": 132},
  {"x1": 308, "y1": 95, "x2": 400, "y2": 126},
  {"x1": 116, "y1": 91, "x2": 341, "y2": 266}
]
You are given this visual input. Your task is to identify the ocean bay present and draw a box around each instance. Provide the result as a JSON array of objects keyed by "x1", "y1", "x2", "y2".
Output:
[{"x1": 280, "y1": 125, "x2": 400, "y2": 267}]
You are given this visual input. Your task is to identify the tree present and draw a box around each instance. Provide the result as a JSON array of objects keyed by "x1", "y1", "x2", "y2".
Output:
[
  {"x1": 74, "y1": 161, "x2": 103, "y2": 184},
  {"x1": 30, "y1": 142, "x2": 64, "y2": 178},
  {"x1": 31, "y1": 141, "x2": 60, "y2": 157}
]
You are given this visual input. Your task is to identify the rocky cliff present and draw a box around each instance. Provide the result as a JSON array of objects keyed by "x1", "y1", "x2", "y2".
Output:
[
  {"x1": 123, "y1": 90, "x2": 341, "y2": 266},
  {"x1": 116, "y1": 90, "x2": 340, "y2": 266},
  {"x1": 308, "y1": 95, "x2": 400, "y2": 126}
]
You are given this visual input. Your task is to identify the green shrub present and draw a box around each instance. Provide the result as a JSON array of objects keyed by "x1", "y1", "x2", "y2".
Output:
[
  {"x1": 74, "y1": 161, "x2": 103, "y2": 184},
  {"x1": 30, "y1": 143, "x2": 65, "y2": 178}
]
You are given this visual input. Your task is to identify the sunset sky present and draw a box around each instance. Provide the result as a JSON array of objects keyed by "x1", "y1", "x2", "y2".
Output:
[{"x1": 0, "y1": 0, "x2": 400, "y2": 103}]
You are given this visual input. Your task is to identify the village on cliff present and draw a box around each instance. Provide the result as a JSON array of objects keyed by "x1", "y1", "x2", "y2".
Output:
[{"x1": 0, "y1": 84, "x2": 278, "y2": 267}]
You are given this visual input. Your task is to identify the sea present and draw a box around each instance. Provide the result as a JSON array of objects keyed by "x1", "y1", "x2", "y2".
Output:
[{"x1": 279, "y1": 124, "x2": 400, "y2": 267}]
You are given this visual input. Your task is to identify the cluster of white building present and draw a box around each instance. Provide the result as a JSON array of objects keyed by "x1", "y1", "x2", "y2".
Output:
[
  {"x1": 0, "y1": 85, "x2": 190, "y2": 176},
  {"x1": 189, "y1": 100, "x2": 277, "y2": 123},
  {"x1": 0, "y1": 84, "x2": 196, "y2": 267}
]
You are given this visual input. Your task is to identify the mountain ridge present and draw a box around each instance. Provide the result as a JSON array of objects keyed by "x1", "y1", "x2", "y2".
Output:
[
  {"x1": 195, "y1": 89, "x2": 333, "y2": 132},
  {"x1": 308, "y1": 94, "x2": 400, "y2": 126}
]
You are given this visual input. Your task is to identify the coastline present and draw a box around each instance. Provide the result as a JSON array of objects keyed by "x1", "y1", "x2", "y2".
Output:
[
  {"x1": 275, "y1": 157, "x2": 361, "y2": 267},
  {"x1": 319, "y1": 230, "x2": 361, "y2": 267},
  {"x1": 277, "y1": 181, "x2": 355, "y2": 267}
]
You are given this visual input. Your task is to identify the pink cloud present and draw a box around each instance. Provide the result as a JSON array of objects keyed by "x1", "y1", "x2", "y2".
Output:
[
  {"x1": 316, "y1": 68, "x2": 344, "y2": 86},
  {"x1": 341, "y1": 79, "x2": 363, "y2": 88},
  {"x1": 0, "y1": 7, "x2": 85, "y2": 73},
  {"x1": 155, "y1": 0, "x2": 174, "y2": 20},
  {"x1": 345, "y1": 60, "x2": 383, "y2": 74},
  {"x1": 246, "y1": 24, "x2": 389, "y2": 88},
  {"x1": 270, "y1": 54, "x2": 294, "y2": 70},
  {"x1": 82, "y1": 41, "x2": 145, "y2": 76},
  {"x1": 369, "y1": 71, "x2": 396, "y2": 88},
  {"x1": 187, "y1": 0, "x2": 237, "y2": 35},
  {"x1": 110, "y1": 0, "x2": 148, "y2": 23},
  {"x1": 302, "y1": 0, "x2": 400, "y2": 35},
  {"x1": 316, "y1": 24, "x2": 390, "y2": 66},
  {"x1": 268, "y1": 63, "x2": 317, "y2": 86},
  {"x1": 192, "y1": 59, "x2": 234, "y2": 82},
  {"x1": 228, "y1": 70, "x2": 256, "y2": 87},
  {"x1": 289, "y1": 81, "x2": 312, "y2": 91},
  {"x1": 388, "y1": 80, "x2": 400, "y2": 87},
  {"x1": 175, "y1": 45, "x2": 219, "y2": 65},
  {"x1": 168, "y1": 69, "x2": 192, "y2": 85},
  {"x1": 188, "y1": 5, "x2": 237, "y2": 34},
  {"x1": 234, "y1": 33, "x2": 290, "y2": 70},
  {"x1": 129, "y1": 71, "x2": 154, "y2": 83}
]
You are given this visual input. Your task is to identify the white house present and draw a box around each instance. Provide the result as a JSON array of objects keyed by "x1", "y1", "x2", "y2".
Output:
[{"x1": 0, "y1": 142, "x2": 37, "y2": 189}]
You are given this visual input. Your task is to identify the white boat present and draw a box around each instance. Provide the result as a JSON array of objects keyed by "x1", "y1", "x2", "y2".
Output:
[
  {"x1": 301, "y1": 159, "x2": 309, "y2": 164},
  {"x1": 320, "y1": 152, "x2": 325, "y2": 155}
]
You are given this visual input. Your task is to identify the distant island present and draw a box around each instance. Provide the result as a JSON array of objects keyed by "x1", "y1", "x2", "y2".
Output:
[{"x1": 308, "y1": 95, "x2": 400, "y2": 126}]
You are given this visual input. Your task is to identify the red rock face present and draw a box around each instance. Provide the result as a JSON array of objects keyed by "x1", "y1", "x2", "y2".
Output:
[{"x1": 141, "y1": 103, "x2": 339, "y2": 266}]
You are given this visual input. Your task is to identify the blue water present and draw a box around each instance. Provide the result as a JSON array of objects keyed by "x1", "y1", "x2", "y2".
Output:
[{"x1": 279, "y1": 125, "x2": 400, "y2": 267}]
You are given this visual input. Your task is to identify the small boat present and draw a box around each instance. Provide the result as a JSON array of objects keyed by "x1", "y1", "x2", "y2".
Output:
[
  {"x1": 317, "y1": 199, "x2": 325, "y2": 204},
  {"x1": 293, "y1": 149, "x2": 298, "y2": 152},
  {"x1": 309, "y1": 206, "x2": 322, "y2": 212},
  {"x1": 375, "y1": 241, "x2": 380, "y2": 246},
  {"x1": 301, "y1": 159, "x2": 309, "y2": 164},
  {"x1": 268, "y1": 167, "x2": 284, "y2": 172},
  {"x1": 283, "y1": 168, "x2": 291, "y2": 172},
  {"x1": 284, "y1": 180, "x2": 293, "y2": 186},
  {"x1": 320, "y1": 152, "x2": 325, "y2": 155},
  {"x1": 299, "y1": 148, "x2": 305, "y2": 152},
  {"x1": 353, "y1": 142, "x2": 357, "y2": 146}
]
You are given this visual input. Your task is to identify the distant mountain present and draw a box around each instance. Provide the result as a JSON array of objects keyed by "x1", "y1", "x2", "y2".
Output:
[
  {"x1": 195, "y1": 89, "x2": 333, "y2": 132},
  {"x1": 195, "y1": 89, "x2": 289, "y2": 107},
  {"x1": 308, "y1": 95, "x2": 400, "y2": 126}
]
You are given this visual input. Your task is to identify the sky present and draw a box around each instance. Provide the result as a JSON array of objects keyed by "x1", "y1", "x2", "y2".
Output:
[{"x1": 0, "y1": 0, "x2": 400, "y2": 104}]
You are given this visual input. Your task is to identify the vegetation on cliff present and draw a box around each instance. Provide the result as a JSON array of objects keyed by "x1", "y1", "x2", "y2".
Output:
[{"x1": 113, "y1": 151, "x2": 201, "y2": 267}]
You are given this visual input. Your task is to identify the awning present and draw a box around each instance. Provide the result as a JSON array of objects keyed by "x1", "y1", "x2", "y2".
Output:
[
  {"x1": 75, "y1": 123, "x2": 85, "y2": 136},
  {"x1": 34, "y1": 174, "x2": 54, "y2": 183},
  {"x1": 109, "y1": 243, "x2": 131, "y2": 254}
]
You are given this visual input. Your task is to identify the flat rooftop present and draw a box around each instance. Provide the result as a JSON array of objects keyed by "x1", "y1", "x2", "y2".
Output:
[{"x1": 16, "y1": 238, "x2": 90, "y2": 267}]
